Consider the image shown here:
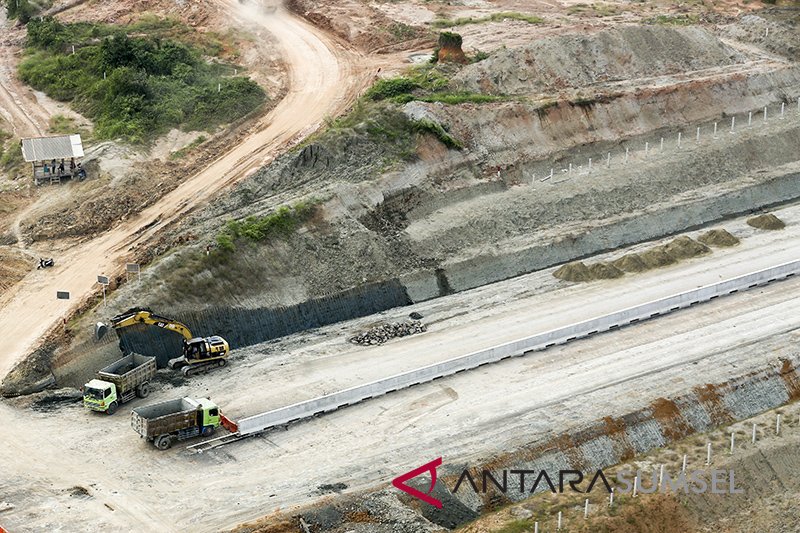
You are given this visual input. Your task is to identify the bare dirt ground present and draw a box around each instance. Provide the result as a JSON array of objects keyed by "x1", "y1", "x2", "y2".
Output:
[
  {"x1": 2, "y1": 203, "x2": 800, "y2": 531},
  {"x1": 2, "y1": 1, "x2": 800, "y2": 532},
  {"x1": 0, "y1": 0, "x2": 377, "y2": 379}
]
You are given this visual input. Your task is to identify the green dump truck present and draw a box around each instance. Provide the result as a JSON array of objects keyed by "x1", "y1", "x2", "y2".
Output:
[
  {"x1": 83, "y1": 353, "x2": 157, "y2": 415},
  {"x1": 131, "y1": 397, "x2": 221, "y2": 450}
]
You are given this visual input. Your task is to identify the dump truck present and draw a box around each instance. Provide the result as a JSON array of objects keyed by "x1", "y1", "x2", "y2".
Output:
[
  {"x1": 131, "y1": 397, "x2": 221, "y2": 450},
  {"x1": 83, "y1": 353, "x2": 157, "y2": 415}
]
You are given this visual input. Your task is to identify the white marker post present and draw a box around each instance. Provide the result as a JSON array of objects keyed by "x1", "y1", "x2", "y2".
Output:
[
  {"x1": 633, "y1": 475, "x2": 639, "y2": 497},
  {"x1": 606, "y1": 152, "x2": 611, "y2": 168},
  {"x1": 748, "y1": 111, "x2": 752, "y2": 126},
  {"x1": 764, "y1": 106, "x2": 768, "y2": 122},
  {"x1": 534, "y1": 522, "x2": 539, "y2": 533},
  {"x1": 731, "y1": 116, "x2": 735, "y2": 133},
  {"x1": 557, "y1": 511, "x2": 562, "y2": 530},
  {"x1": 781, "y1": 102, "x2": 785, "y2": 118},
  {"x1": 682, "y1": 454, "x2": 687, "y2": 473},
  {"x1": 588, "y1": 157, "x2": 592, "y2": 172},
  {"x1": 752, "y1": 423, "x2": 757, "y2": 444},
  {"x1": 660, "y1": 137, "x2": 664, "y2": 151},
  {"x1": 584, "y1": 498, "x2": 589, "y2": 519},
  {"x1": 659, "y1": 464, "x2": 664, "y2": 489},
  {"x1": 777, "y1": 414, "x2": 781, "y2": 435},
  {"x1": 569, "y1": 163, "x2": 573, "y2": 176},
  {"x1": 645, "y1": 141, "x2": 649, "y2": 156},
  {"x1": 677, "y1": 131, "x2": 682, "y2": 148},
  {"x1": 609, "y1": 487, "x2": 615, "y2": 506},
  {"x1": 624, "y1": 147, "x2": 629, "y2": 164},
  {"x1": 730, "y1": 432, "x2": 735, "y2": 454},
  {"x1": 713, "y1": 122, "x2": 718, "y2": 138},
  {"x1": 696, "y1": 127, "x2": 701, "y2": 142},
  {"x1": 706, "y1": 442, "x2": 712, "y2": 465}
]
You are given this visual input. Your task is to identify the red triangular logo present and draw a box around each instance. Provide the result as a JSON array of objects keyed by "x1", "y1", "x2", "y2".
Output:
[{"x1": 392, "y1": 457, "x2": 443, "y2": 508}]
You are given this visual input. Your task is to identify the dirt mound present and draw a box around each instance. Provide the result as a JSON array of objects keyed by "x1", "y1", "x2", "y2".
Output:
[
  {"x1": 639, "y1": 247, "x2": 677, "y2": 269},
  {"x1": 456, "y1": 25, "x2": 746, "y2": 95},
  {"x1": 747, "y1": 213, "x2": 785, "y2": 230},
  {"x1": 553, "y1": 261, "x2": 593, "y2": 282},
  {"x1": 612, "y1": 253, "x2": 649, "y2": 273},
  {"x1": 588, "y1": 262, "x2": 624, "y2": 279},
  {"x1": 663, "y1": 236, "x2": 710, "y2": 260},
  {"x1": 0, "y1": 248, "x2": 32, "y2": 293},
  {"x1": 697, "y1": 229, "x2": 740, "y2": 247}
]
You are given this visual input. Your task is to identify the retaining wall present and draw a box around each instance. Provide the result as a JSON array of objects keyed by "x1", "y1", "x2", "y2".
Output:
[{"x1": 222, "y1": 258, "x2": 800, "y2": 436}]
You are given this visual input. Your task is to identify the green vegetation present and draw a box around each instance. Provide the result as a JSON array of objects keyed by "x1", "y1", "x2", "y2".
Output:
[
  {"x1": 215, "y1": 200, "x2": 318, "y2": 254},
  {"x1": 411, "y1": 118, "x2": 462, "y2": 149},
  {"x1": 365, "y1": 65, "x2": 503, "y2": 105},
  {"x1": 0, "y1": 131, "x2": 23, "y2": 174},
  {"x1": 19, "y1": 17, "x2": 265, "y2": 143},
  {"x1": 647, "y1": 14, "x2": 699, "y2": 25},
  {"x1": 169, "y1": 135, "x2": 207, "y2": 160},
  {"x1": 5, "y1": 0, "x2": 51, "y2": 23},
  {"x1": 494, "y1": 520, "x2": 535, "y2": 533},
  {"x1": 432, "y1": 12, "x2": 544, "y2": 28},
  {"x1": 567, "y1": 3, "x2": 620, "y2": 16},
  {"x1": 438, "y1": 31, "x2": 463, "y2": 48}
]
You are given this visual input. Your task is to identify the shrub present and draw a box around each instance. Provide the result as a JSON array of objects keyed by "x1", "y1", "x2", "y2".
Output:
[
  {"x1": 19, "y1": 18, "x2": 265, "y2": 143},
  {"x1": 365, "y1": 77, "x2": 419, "y2": 101}
]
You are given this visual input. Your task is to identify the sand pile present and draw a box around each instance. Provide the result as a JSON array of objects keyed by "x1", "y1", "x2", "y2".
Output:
[
  {"x1": 697, "y1": 229, "x2": 740, "y2": 247},
  {"x1": 663, "y1": 236, "x2": 710, "y2": 260},
  {"x1": 589, "y1": 262, "x2": 624, "y2": 279},
  {"x1": 612, "y1": 254, "x2": 648, "y2": 273},
  {"x1": 553, "y1": 261, "x2": 593, "y2": 282},
  {"x1": 639, "y1": 247, "x2": 677, "y2": 269},
  {"x1": 747, "y1": 213, "x2": 785, "y2": 230}
]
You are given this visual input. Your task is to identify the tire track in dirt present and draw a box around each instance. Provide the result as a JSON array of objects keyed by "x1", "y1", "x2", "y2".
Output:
[{"x1": 0, "y1": 1, "x2": 374, "y2": 379}]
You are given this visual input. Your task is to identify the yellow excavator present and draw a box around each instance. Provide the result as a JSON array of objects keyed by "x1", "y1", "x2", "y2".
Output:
[{"x1": 108, "y1": 308, "x2": 229, "y2": 377}]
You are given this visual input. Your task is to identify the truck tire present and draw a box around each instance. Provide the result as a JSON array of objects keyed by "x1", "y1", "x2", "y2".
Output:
[
  {"x1": 106, "y1": 401, "x2": 118, "y2": 415},
  {"x1": 136, "y1": 383, "x2": 150, "y2": 398},
  {"x1": 154, "y1": 435, "x2": 173, "y2": 450},
  {"x1": 219, "y1": 359, "x2": 227, "y2": 368},
  {"x1": 201, "y1": 425, "x2": 215, "y2": 437}
]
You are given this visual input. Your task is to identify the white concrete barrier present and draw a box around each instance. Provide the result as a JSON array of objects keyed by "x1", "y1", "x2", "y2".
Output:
[{"x1": 225, "y1": 259, "x2": 800, "y2": 436}]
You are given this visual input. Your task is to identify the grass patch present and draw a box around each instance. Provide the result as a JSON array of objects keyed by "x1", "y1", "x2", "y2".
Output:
[
  {"x1": 432, "y1": 12, "x2": 544, "y2": 28},
  {"x1": 365, "y1": 65, "x2": 503, "y2": 105},
  {"x1": 215, "y1": 200, "x2": 318, "y2": 254},
  {"x1": 494, "y1": 520, "x2": 534, "y2": 533},
  {"x1": 169, "y1": 135, "x2": 207, "y2": 160},
  {"x1": 647, "y1": 14, "x2": 699, "y2": 25},
  {"x1": 411, "y1": 119, "x2": 462, "y2": 149},
  {"x1": 19, "y1": 17, "x2": 266, "y2": 143}
]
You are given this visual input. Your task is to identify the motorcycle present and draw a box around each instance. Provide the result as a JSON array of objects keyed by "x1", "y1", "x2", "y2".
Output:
[{"x1": 37, "y1": 258, "x2": 55, "y2": 269}]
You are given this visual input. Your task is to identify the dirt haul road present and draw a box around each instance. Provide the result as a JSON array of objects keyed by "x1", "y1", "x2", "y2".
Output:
[
  {"x1": 0, "y1": 11, "x2": 47, "y2": 137},
  {"x1": 0, "y1": 1, "x2": 370, "y2": 380},
  {"x1": 2, "y1": 208, "x2": 800, "y2": 531}
]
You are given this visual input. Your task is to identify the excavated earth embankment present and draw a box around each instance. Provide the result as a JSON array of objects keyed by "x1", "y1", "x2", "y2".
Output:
[{"x1": 8, "y1": 21, "x2": 800, "y2": 396}]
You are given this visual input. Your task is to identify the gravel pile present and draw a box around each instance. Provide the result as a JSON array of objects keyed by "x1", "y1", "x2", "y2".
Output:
[{"x1": 349, "y1": 321, "x2": 427, "y2": 345}]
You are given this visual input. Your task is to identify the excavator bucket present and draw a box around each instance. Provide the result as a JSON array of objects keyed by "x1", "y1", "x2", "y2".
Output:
[{"x1": 95, "y1": 322, "x2": 109, "y2": 340}]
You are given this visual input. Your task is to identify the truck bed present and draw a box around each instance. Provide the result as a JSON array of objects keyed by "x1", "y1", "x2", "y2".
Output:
[
  {"x1": 131, "y1": 398, "x2": 200, "y2": 438},
  {"x1": 98, "y1": 353, "x2": 156, "y2": 395}
]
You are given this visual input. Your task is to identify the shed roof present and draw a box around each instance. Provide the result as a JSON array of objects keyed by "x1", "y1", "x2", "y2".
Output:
[{"x1": 20, "y1": 134, "x2": 84, "y2": 162}]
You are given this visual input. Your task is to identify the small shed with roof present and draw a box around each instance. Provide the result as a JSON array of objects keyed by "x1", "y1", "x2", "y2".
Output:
[{"x1": 20, "y1": 134, "x2": 85, "y2": 185}]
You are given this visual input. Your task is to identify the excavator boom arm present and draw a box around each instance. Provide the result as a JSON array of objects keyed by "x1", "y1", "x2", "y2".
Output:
[{"x1": 110, "y1": 308, "x2": 194, "y2": 340}]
